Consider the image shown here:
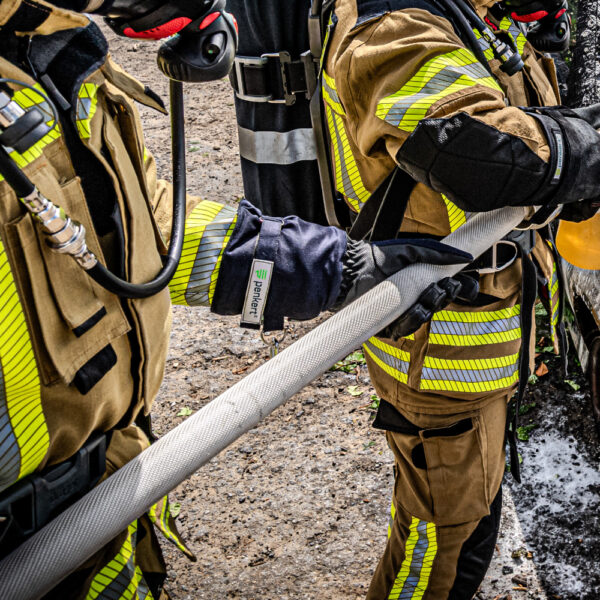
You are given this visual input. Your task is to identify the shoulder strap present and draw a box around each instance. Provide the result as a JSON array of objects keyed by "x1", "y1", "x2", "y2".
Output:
[{"x1": 348, "y1": 167, "x2": 415, "y2": 241}]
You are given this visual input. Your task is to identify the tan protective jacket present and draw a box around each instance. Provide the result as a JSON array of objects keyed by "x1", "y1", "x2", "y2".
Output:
[
  {"x1": 0, "y1": 0, "x2": 236, "y2": 493},
  {"x1": 323, "y1": 0, "x2": 561, "y2": 409}
]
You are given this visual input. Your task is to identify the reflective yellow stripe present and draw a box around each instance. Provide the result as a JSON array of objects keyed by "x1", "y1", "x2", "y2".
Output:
[
  {"x1": 168, "y1": 201, "x2": 236, "y2": 307},
  {"x1": 322, "y1": 70, "x2": 345, "y2": 115},
  {"x1": 388, "y1": 517, "x2": 437, "y2": 600},
  {"x1": 325, "y1": 102, "x2": 370, "y2": 212},
  {"x1": 442, "y1": 195, "x2": 466, "y2": 233},
  {"x1": 149, "y1": 496, "x2": 195, "y2": 560},
  {"x1": 0, "y1": 85, "x2": 60, "y2": 184},
  {"x1": 499, "y1": 17, "x2": 528, "y2": 54},
  {"x1": 363, "y1": 343, "x2": 408, "y2": 384},
  {"x1": 76, "y1": 83, "x2": 99, "y2": 140},
  {"x1": 421, "y1": 352, "x2": 520, "y2": 393},
  {"x1": 429, "y1": 305, "x2": 521, "y2": 346},
  {"x1": 86, "y1": 520, "x2": 153, "y2": 600},
  {"x1": 0, "y1": 240, "x2": 49, "y2": 493},
  {"x1": 474, "y1": 30, "x2": 496, "y2": 61},
  {"x1": 376, "y1": 47, "x2": 502, "y2": 133}
]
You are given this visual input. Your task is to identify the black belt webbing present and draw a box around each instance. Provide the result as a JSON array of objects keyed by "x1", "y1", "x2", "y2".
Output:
[{"x1": 348, "y1": 167, "x2": 416, "y2": 242}]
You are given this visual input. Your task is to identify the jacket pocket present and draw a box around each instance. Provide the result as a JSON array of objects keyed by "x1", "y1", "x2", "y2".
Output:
[
  {"x1": 419, "y1": 417, "x2": 489, "y2": 525},
  {"x1": 3, "y1": 177, "x2": 130, "y2": 389}
]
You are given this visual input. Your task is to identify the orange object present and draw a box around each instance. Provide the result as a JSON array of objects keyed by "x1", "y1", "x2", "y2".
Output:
[{"x1": 556, "y1": 212, "x2": 600, "y2": 270}]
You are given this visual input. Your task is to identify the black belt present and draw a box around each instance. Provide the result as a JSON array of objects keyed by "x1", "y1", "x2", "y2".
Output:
[
  {"x1": 0, "y1": 432, "x2": 107, "y2": 559},
  {"x1": 230, "y1": 51, "x2": 317, "y2": 106}
]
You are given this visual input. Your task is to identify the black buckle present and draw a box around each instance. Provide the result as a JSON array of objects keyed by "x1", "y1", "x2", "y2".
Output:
[
  {"x1": 232, "y1": 51, "x2": 318, "y2": 106},
  {"x1": 0, "y1": 432, "x2": 107, "y2": 558}
]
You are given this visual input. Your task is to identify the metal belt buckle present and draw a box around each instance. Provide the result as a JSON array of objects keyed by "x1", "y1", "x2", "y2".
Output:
[
  {"x1": 261, "y1": 51, "x2": 296, "y2": 105},
  {"x1": 478, "y1": 240, "x2": 518, "y2": 274},
  {"x1": 233, "y1": 56, "x2": 272, "y2": 103}
]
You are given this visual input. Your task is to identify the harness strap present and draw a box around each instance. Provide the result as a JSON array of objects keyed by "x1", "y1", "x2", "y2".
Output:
[{"x1": 230, "y1": 52, "x2": 317, "y2": 106}]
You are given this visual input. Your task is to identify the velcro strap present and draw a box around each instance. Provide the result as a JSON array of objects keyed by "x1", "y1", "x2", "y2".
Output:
[
  {"x1": 240, "y1": 217, "x2": 283, "y2": 330},
  {"x1": 231, "y1": 52, "x2": 316, "y2": 105}
]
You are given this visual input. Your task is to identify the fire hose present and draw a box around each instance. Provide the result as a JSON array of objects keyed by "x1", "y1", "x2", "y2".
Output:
[{"x1": 0, "y1": 203, "x2": 528, "y2": 600}]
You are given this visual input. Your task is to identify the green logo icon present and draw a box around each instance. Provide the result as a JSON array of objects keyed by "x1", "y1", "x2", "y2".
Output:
[{"x1": 256, "y1": 269, "x2": 268, "y2": 280}]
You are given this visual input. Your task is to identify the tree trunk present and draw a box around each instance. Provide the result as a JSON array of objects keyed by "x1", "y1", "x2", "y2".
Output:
[{"x1": 567, "y1": 0, "x2": 600, "y2": 106}]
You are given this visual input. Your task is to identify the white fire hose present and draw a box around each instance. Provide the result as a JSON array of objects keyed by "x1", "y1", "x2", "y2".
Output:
[{"x1": 0, "y1": 205, "x2": 528, "y2": 599}]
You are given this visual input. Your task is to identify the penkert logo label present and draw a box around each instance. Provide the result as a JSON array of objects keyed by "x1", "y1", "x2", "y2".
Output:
[{"x1": 241, "y1": 259, "x2": 274, "y2": 327}]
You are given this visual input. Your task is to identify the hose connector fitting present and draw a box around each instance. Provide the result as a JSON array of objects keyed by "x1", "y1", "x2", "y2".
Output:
[{"x1": 21, "y1": 188, "x2": 98, "y2": 270}]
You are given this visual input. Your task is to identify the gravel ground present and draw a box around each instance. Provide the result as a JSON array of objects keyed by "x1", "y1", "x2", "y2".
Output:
[{"x1": 101, "y1": 23, "x2": 600, "y2": 600}]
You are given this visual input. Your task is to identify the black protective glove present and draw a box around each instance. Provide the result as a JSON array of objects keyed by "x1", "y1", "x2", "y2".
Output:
[
  {"x1": 379, "y1": 272, "x2": 479, "y2": 340},
  {"x1": 528, "y1": 104, "x2": 600, "y2": 207},
  {"x1": 102, "y1": 0, "x2": 223, "y2": 39},
  {"x1": 335, "y1": 237, "x2": 476, "y2": 339}
]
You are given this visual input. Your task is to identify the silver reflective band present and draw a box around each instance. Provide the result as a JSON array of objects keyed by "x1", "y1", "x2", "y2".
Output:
[
  {"x1": 241, "y1": 259, "x2": 274, "y2": 327},
  {"x1": 237, "y1": 126, "x2": 317, "y2": 165}
]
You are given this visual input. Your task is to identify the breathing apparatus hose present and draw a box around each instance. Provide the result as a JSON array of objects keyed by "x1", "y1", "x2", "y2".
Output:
[
  {"x1": 0, "y1": 203, "x2": 529, "y2": 600},
  {"x1": 84, "y1": 79, "x2": 187, "y2": 298},
  {"x1": 0, "y1": 79, "x2": 187, "y2": 299}
]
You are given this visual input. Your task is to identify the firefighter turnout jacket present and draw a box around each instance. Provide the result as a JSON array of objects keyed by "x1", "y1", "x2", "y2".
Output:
[{"x1": 321, "y1": 0, "x2": 563, "y2": 598}]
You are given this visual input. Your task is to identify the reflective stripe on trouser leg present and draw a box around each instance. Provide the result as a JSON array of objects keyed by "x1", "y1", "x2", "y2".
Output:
[{"x1": 85, "y1": 520, "x2": 153, "y2": 600}]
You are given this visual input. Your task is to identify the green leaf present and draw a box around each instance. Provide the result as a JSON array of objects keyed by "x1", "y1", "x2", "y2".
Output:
[
  {"x1": 517, "y1": 424, "x2": 537, "y2": 441},
  {"x1": 170, "y1": 502, "x2": 181, "y2": 518},
  {"x1": 330, "y1": 350, "x2": 366, "y2": 373},
  {"x1": 542, "y1": 346, "x2": 555, "y2": 353},
  {"x1": 564, "y1": 379, "x2": 581, "y2": 391},
  {"x1": 528, "y1": 374, "x2": 539, "y2": 385},
  {"x1": 347, "y1": 385, "x2": 363, "y2": 397},
  {"x1": 369, "y1": 394, "x2": 380, "y2": 410},
  {"x1": 177, "y1": 407, "x2": 193, "y2": 417},
  {"x1": 518, "y1": 402, "x2": 536, "y2": 416},
  {"x1": 363, "y1": 440, "x2": 376, "y2": 450},
  {"x1": 535, "y1": 304, "x2": 548, "y2": 317}
]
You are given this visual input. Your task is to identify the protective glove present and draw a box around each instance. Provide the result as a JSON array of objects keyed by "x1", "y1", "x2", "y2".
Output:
[
  {"x1": 212, "y1": 200, "x2": 475, "y2": 332},
  {"x1": 379, "y1": 273, "x2": 479, "y2": 340}
]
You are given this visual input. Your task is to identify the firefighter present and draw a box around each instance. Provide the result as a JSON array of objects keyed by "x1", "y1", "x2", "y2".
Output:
[
  {"x1": 0, "y1": 0, "x2": 485, "y2": 596},
  {"x1": 225, "y1": 0, "x2": 600, "y2": 598}
]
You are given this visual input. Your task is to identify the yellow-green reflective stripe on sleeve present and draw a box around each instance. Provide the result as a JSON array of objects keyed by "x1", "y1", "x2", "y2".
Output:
[
  {"x1": 388, "y1": 517, "x2": 437, "y2": 600},
  {"x1": 322, "y1": 70, "x2": 345, "y2": 115},
  {"x1": 169, "y1": 201, "x2": 237, "y2": 307},
  {"x1": 325, "y1": 103, "x2": 371, "y2": 212},
  {"x1": 363, "y1": 337, "x2": 410, "y2": 384},
  {"x1": 420, "y1": 352, "x2": 520, "y2": 393},
  {"x1": 442, "y1": 195, "x2": 467, "y2": 233},
  {"x1": 85, "y1": 520, "x2": 153, "y2": 600},
  {"x1": 376, "y1": 47, "x2": 502, "y2": 133},
  {"x1": 429, "y1": 305, "x2": 521, "y2": 346},
  {"x1": 0, "y1": 240, "x2": 48, "y2": 493}
]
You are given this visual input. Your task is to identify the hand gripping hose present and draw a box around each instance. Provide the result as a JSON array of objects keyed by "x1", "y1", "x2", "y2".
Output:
[{"x1": 0, "y1": 205, "x2": 528, "y2": 600}]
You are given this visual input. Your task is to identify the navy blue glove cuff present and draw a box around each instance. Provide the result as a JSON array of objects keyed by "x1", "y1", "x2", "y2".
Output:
[{"x1": 212, "y1": 200, "x2": 347, "y2": 330}]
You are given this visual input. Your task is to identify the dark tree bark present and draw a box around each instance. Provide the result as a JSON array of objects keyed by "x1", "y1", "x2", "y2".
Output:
[{"x1": 567, "y1": 0, "x2": 600, "y2": 106}]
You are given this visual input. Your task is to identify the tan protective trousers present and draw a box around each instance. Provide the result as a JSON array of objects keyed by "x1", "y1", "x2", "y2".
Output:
[{"x1": 366, "y1": 393, "x2": 509, "y2": 600}]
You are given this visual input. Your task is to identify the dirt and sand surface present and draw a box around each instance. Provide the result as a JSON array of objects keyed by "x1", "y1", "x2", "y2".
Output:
[{"x1": 101, "y1": 24, "x2": 599, "y2": 600}]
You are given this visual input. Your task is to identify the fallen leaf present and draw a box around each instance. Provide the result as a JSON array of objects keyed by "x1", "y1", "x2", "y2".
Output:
[
  {"x1": 170, "y1": 502, "x2": 181, "y2": 518},
  {"x1": 347, "y1": 385, "x2": 363, "y2": 397},
  {"x1": 177, "y1": 407, "x2": 193, "y2": 417},
  {"x1": 535, "y1": 362, "x2": 548, "y2": 377}
]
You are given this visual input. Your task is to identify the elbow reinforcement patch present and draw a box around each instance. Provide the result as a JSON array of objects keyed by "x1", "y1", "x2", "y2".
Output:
[{"x1": 395, "y1": 112, "x2": 552, "y2": 211}]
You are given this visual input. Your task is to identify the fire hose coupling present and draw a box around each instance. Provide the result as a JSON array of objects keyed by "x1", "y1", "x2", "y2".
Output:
[{"x1": 20, "y1": 188, "x2": 98, "y2": 270}]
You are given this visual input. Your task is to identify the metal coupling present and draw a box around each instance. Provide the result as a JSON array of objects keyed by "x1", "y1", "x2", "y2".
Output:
[{"x1": 21, "y1": 188, "x2": 98, "y2": 270}]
